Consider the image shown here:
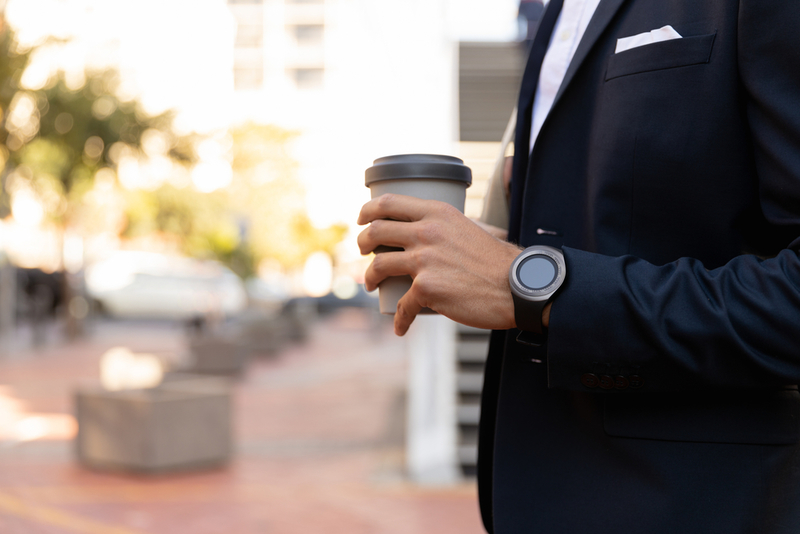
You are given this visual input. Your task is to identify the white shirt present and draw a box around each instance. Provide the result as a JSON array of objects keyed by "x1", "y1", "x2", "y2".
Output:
[{"x1": 529, "y1": 0, "x2": 603, "y2": 154}]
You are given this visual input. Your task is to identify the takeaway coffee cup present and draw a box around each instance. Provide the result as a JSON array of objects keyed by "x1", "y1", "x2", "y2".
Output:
[{"x1": 365, "y1": 154, "x2": 472, "y2": 315}]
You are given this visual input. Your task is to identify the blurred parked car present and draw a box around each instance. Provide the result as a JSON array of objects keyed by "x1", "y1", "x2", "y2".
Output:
[
  {"x1": 298, "y1": 283, "x2": 379, "y2": 315},
  {"x1": 86, "y1": 251, "x2": 247, "y2": 320},
  {"x1": 244, "y1": 276, "x2": 290, "y2": 314}
]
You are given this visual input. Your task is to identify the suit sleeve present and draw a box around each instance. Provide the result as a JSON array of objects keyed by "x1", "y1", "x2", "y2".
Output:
[{"x1": 545, "y1": 0, "x2": 800, "y2": 392}]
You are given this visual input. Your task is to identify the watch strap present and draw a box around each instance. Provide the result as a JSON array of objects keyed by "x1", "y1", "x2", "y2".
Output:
[{"x1": 512, "y1": 292, "x2": 546, "y2": 334}]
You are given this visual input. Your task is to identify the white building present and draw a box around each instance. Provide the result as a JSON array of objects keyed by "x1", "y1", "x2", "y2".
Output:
[{"x1": 226, "y1": 0, "x2": 518, "y2": 232}]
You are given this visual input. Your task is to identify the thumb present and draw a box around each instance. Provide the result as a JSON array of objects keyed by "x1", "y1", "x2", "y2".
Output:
[{"x1": 394, "y1": 288, "x2": 425, "y2": 336}]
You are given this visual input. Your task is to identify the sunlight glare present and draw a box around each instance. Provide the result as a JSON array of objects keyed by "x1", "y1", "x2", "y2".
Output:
[
  {"x1": 11, "y1": 189, "x2": 45, "y2": 227},
  {"x1": 100, "y1": 346, "x2": 164, "y2": 391},
  {"x1": 303, "y1": 251, "x2": 333, "y2": 298},
  {"x1": 191, "y1": 160, "x2": 233, "y2": 193}
]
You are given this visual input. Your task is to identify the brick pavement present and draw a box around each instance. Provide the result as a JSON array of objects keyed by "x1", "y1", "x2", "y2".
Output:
[{"x1": 0, "y1": 310, "x2": 485, "y2": 534}]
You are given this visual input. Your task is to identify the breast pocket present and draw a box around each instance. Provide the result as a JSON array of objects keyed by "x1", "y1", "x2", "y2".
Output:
[{"x1": 605, "y1": 32, "x2": 717, "y2": 81}]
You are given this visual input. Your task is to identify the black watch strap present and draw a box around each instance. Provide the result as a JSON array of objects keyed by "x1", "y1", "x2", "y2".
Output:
[{"x1": 512, "y1": 292, "x2": 546, "y2": 334}]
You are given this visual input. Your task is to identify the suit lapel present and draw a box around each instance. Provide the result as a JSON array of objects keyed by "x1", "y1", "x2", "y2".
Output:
[
  {"x1": 551, "y1": 0, "x2": 629, "y2": 111},
  {"x1": 512, "y1": 0, "x2": 630, "y2": 242}
]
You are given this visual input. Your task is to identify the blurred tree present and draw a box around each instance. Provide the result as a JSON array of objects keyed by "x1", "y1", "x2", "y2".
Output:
[
  {"x1": 227, "y1": 122, "x2": 347, "y2": 271},
  {"x1": 10, "y1": 71, "x2": 194, "y2": 224},
  {"x1": 0, "y1": 12, "x2": 195, "y2": 220},
  {"x1": 0, "y1": 13, "x2": 196, "y2": 335},
  {"x1": 0, "y1": 15, "x2": 29, "y2": 130},
  {"x1": 122, "y1": 123, "x2": 347, "y2": 278},
  {"x1": 0, "y1": 14, "x2": 29, "y2": 215},
  {"x1": 122, "y1": 185, "x2": 253, "y2": 277}
]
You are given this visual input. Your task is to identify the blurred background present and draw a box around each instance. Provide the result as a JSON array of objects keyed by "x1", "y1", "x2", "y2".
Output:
[{"x1": 0, "y1": 0, "x2": 542, "y2": 532}]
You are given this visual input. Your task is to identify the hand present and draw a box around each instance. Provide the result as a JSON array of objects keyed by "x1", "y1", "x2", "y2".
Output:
[
  {"x1": 358, "y1": 194, "x2": 521, "y2": 335},
  {"x1": 471, "y1": 219, "x2": 508, "y2": 241}
]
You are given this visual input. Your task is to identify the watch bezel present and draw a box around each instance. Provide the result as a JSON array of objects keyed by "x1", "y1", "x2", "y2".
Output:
[{"x1": 509, "y1": 245, "x2": 566, "y2": 301}]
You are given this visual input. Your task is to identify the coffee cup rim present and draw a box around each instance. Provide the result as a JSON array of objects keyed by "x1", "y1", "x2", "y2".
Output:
[{"x1": 365, "y1": 154, "x2": 472, "y2": 187}]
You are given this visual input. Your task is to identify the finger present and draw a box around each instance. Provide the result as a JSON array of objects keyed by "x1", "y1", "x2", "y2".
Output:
[
  {"x1": 394, "y1": 287, "x2": 425, "y2": 336},
  {"x1": 358, "y1": 194, "x2": 433, "y2": 225},
  {"x1": 363, "y1": 251, "x2": 417, "y2": 291},
  {"x1": 357, "y1": 219, "x2": 417, "y2": 255}
]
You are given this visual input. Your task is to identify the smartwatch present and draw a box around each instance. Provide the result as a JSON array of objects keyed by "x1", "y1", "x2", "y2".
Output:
[{"x1": 508, "y1": 245, "x2": 566, "y2": 334}]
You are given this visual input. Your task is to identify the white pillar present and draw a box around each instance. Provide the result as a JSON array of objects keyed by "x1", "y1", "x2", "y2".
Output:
[
  {"x1": 406, "y1": 314, "x2": 459, "y2": 484},
  {"x1": 0, "y1": 254, "x2": 15, "y2": 349}
]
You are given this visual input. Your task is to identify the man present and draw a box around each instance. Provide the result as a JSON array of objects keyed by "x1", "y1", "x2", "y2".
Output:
[{"x1": 358, "y1": 0, "x2": 800, "y2": 532}]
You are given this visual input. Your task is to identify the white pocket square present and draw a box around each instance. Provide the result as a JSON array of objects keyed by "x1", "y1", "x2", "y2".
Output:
[{"x1": 615, "y1": 25, "x2": 682, "y2": 54}]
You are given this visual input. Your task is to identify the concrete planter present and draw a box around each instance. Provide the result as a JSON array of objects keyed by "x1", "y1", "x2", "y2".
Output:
[
  {"x1": 188, "y1": 336, "x2": 250, "y2": 375},
  {"x1": 75, "y1": 376, "x2": 232, "y2": 473}
]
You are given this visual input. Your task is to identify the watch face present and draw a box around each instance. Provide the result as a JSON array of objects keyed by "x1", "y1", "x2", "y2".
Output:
[
  {"x1": 509, "y1": 245, "x2": 566, "y2": 302},
  {"x1": 517, "y1": 255, "x2": 558, "y2": 290}
]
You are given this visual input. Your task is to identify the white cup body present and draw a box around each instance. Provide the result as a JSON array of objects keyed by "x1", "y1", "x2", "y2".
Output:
[{"x1": 368, "y1": 178, "x2": 468, "y2": 315}]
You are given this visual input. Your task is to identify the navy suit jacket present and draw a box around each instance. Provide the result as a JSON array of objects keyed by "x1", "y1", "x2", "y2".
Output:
[{"x1": 478, "y1": 0, "x2": 800, "y2": 532}]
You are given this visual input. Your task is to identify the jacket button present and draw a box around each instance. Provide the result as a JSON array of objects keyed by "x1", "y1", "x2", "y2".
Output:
[
  {"x1": 614, "y1": 376, "x2": 629, "y2": 390},
  {"x1": 580, "y1": 373, "x2": 599, "y2": 388},
  {"x1": 629, "y1": 375, "x2": 644, "y2": 389},
  {"x1": 599, "y1": 375, "x2": 614, "y2": 389}
]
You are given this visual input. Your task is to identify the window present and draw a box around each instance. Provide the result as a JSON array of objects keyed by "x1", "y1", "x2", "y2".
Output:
[
  {"x1": 234, "y1": 67, "x2": 264, "y2": 90},
  {"x1": 236, "y1": 24, "x2": 264, "y2": 48},
  {"x1": 292, "y1": 25, "x2": 324, "y2": 47},
  {"x1": 290, "y1": 68, "x2": 324, "y2": 89}
]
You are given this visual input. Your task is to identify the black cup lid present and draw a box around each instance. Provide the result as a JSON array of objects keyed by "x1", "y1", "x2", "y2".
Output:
[{"x1": 365, "y1": 154, "x2": 472, "y2": 187}]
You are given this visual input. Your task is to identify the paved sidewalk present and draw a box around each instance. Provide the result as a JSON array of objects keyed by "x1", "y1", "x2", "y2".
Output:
[{"x1": 0, "y1": 310, "x2": 485, "y2": 534}]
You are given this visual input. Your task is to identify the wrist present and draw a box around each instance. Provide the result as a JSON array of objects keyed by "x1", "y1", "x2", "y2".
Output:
[{"x1": 508, "y1": 246, "x2": 566, "y2": 334}]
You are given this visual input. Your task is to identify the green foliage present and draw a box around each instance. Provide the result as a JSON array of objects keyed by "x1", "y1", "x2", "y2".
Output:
[
  {"x1": 120, "y1": 123, "x2": 349, "y2": 276},
  {"x1": 12, "y1": 72, "x2": 184, "y2": 201},
  {"x1": 122, "y1": 184, "x2": 254, "y2": 275},
  {"x1": 227, "y1": 122, "x2": 347, "y2": 270},
  {"x1": 230, "y1": 122, "x2": 298, "y2": 176},
  {"x1": 18, "y1": 137, "x2": 71, "y2": 178},
  {"x1": 0, "y1": 14, "x2": 195, "y2": 226},
  {"x1": 0, "y1": 17, "x2": 30, "y2": 131}
]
